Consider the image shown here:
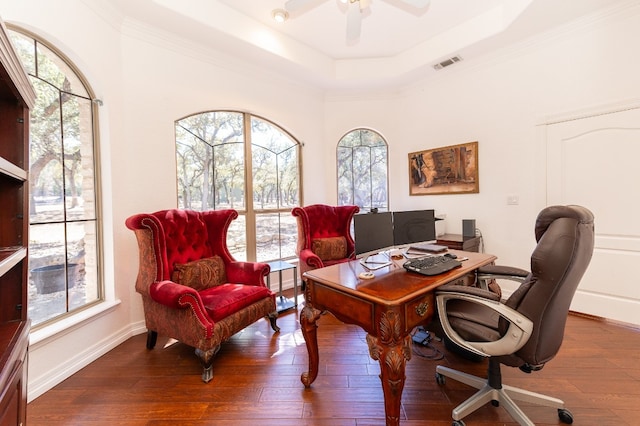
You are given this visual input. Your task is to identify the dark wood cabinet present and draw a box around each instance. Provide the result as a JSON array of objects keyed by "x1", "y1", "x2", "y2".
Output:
[
  {"x1": 0, "y1": 322, "x2": 28, "y2": 426},
  {"x1": 0, "y1": 18, "x2": 36, "y2": 426},
  {"x1": 436, "y1": 233, "x2": 481, "y2": 252}
]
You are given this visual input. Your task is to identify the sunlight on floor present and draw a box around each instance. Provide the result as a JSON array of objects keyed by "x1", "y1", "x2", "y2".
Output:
[
  {"x1": 270, "y1": 328, "x2": 306, "y2": 358},
  {"x1": 163, "y1": 338, "x2": 179, "y2": 349}
]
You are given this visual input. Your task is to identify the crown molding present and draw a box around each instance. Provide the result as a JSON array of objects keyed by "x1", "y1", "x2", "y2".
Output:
[{"x1": 0, "y1": 18, "x2": 36, "y2": 108}]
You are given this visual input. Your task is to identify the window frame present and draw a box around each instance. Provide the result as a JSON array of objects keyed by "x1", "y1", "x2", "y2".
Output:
[
  {"x1": 337, "y1": 128, "x2": 389, "y2": 212},
  {"x1": 175, "y1": 110, "x2": 302, "y2": 262},
  {"x1": 8, "y1": 25, "x2": 105, "y2": 330}
]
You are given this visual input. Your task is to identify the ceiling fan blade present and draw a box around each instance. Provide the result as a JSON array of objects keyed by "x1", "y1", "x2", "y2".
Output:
[
  {"x1": 396, "y1": 0, "x2": 430, "y2": 8},
  {"x1": 346, "y1": 2, "x2": 362, "y2": 42},
  {"x1": 284, "y1": 0, "x2": 316, "y2": 12}
]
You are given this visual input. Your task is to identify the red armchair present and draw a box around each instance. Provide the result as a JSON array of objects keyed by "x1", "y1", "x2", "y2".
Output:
[
  {"x1": 291, "y1": 204, "x2": 360, "y2": 279},
  {"x1": 125, "y1": 209, "x2": 279, "y2": 383}
]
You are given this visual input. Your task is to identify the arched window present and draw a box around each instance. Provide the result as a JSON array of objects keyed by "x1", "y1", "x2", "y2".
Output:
[
  {"x1": 175, "y1": 111, "x2": 301, "y2": 262},
  {"x1": 337, "y1": 129, "x2": 388, "y2": 211},
  {"x1": 8, "y1": 28, "x2": 102, "y2": 327}
]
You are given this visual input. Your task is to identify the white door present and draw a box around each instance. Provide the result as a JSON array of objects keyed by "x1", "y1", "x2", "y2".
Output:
[{"x1": 546, "y1": 106, "x2": 640, "y2": 326}]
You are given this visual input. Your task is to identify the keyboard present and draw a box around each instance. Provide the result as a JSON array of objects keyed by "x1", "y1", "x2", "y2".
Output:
[{"x1": 403, "y1": 255, "x2": 462, "y2": 276}]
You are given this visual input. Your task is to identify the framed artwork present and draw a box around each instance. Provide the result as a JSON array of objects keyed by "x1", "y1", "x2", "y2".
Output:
[{"x1": 408, "y1": 141, "x2": 479, "y2": 195}]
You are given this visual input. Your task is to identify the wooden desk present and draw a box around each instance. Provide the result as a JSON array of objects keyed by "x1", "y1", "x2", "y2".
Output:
[{"x1": 300, "y1": 250, "x2": 497, "y2": 426}]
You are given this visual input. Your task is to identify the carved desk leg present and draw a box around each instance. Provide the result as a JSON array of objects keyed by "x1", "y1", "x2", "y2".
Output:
[
  {"x1": 366, "y1": 311, "x2": 412, "y2": 426},
  {"x1": 300, "y1": 303, "x2": 322, "y2": 387}
]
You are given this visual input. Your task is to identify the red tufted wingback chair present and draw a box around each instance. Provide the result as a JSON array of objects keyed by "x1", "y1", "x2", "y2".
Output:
[
  {"x1": 125, "y1": 209, "x2": 279, "y2": 383},
  {"x1": 291, "y1": 204, "x2": 360, "y2": 280}
]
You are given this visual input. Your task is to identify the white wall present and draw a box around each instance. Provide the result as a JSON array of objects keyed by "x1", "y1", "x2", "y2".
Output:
[
  {"x1": 1, "y1": 0, "x2": 638, "y2": 402},
  {"x1": 326, "y1": 6, "x2": 640, "y2": 276}
]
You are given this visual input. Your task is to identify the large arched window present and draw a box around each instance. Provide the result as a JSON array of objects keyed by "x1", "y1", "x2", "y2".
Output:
[
  {"x1": 8, "y1": 28, "x2": 102, "y2": 327},
  {"x1": 337, "y1": 128, "x2": 388, "y2": 211},
  {"x1": 176, "y1": 111, "x2": 301, "y2": 262}
]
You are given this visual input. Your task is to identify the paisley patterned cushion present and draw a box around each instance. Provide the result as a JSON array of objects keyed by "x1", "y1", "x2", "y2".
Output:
[
  {"x1": 171, "y1": 256, "x2": 227, "y2": 291},
  {"x1": 312, "y1": 236, "x2": 347, "y2": 261}
]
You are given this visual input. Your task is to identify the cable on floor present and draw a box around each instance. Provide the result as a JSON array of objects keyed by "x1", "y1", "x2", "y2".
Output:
[{"x1": 410, "y1": 326, "x2": 444, "y2": 360}]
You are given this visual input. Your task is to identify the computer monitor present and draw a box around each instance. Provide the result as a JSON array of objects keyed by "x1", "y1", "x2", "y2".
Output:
[
  {"x1": 353, "y1": 211, "x2": 395, "y2": 258},
  {"x1": 392, "y1": 209, "x2": 436, "y2": 246}
]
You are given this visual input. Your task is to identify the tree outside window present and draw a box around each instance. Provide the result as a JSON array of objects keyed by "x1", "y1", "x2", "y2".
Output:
[
  {"x1": 176, "y1": 112, "x2": 300, "y2": 262},
  {"x1": 8, "y1": 28, "x2": 101, "y2": 327},
  {"x1": 337, "y1": 129, "x2": 388, "y2": 211}
]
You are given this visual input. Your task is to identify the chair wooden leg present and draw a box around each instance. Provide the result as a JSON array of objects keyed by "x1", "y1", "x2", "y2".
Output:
[
  {"x1": 146, "y1": 330, "x2": 157, "y2": 349},
  {"x1": 195, "y1": 346, "x2": 221, "y2": 383},
  {"x1": 268, "y1": 311, "x2": 280, "y2": 332}
]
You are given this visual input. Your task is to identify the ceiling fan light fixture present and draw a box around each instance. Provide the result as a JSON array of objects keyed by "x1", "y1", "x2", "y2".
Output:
[
  {"x1": 433, "y1": 55, "x2": 463, "y2": 70},
  {"x1": 285, "y1": 0, "x2": 431, "y2": 44},
  {"x1": 272, "y1": 9, "x2": 289, "y2": 23}
]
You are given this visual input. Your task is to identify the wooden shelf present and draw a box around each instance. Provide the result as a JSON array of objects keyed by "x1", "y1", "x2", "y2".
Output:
[
  {"x1": 0, "y1": 247, "x2": 26, "y2": 277},
  {"x1": 0, "y1": 16, "x2": 31, "y2": 425},
  {"x1": 0, "y1": 23, "x2": 35, "y2": 109},
  {"x1": 0, "y1": 156, "x2": 27, "y2": 181},
  {"x1": 0, "y1": 321, "x2": 26, "y2": 360}
]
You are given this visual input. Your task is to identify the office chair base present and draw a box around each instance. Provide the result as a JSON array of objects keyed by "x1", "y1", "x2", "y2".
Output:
[{"x1": 436, "y1": 365, "x2": 572, "y2": 426}]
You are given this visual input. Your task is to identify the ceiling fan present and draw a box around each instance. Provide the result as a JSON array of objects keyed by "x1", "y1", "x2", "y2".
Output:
[{"x1": 284, "y1": 0, "x2": 431, "y2": 42}]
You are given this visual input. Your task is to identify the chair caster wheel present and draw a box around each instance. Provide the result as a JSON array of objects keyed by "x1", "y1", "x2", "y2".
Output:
[
  {"x1": 452, "y1": 420, "x2": 466, "y2": 426},
  {"x1": 558, "y1": 408, "x2": 574, "y2": 424},
  {"x1": 435, "y1": 372, "x2": 446, "y2": 385},
  {"x1": 491, "y1": 400, "x2": 499, "y2": 407}
]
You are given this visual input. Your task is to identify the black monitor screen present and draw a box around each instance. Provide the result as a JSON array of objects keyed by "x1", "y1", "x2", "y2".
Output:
[
  {"x1": 353, "y1": 212, "x2": 395, "y2": 257},
  {"x1": 392, "y1": 210, "x2": 436, "y2": 246}
]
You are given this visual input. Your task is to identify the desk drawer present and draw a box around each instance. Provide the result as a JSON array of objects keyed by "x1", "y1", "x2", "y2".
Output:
[
  {"x1": 404, "y1": 293, "x2": 435, "y2": 330},
  {"x1": 312, "y1": 284, "x2": 374, "y2": 330}
]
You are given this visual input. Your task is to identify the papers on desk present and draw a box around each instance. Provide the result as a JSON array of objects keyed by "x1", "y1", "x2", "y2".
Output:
[
  {"x1": 403, "y1": 250, "x2": 432, "y2": 259},
  {"x1": 406, "y1": 243, "x2": 448, "y2": 254},
  {"x1": 403, "y1": 244, "x2": 447, "y2": 259},
  {"x1": 359, "y1": 253, "x2": 392, "y2": 270}
]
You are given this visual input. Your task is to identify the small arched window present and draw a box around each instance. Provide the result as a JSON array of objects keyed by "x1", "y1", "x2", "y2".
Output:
[{"x1": 337, "y1": 129, "x2": 388, "y2": 211}]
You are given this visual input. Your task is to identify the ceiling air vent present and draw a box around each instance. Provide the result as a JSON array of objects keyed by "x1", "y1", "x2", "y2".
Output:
[{"x1": 433, "y1": 55, "x2": 462, "y2": 70}]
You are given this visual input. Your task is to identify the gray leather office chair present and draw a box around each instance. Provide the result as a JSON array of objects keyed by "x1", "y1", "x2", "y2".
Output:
[{"x1": 435, "y1": 205, "x2": 594, "y2": 426}]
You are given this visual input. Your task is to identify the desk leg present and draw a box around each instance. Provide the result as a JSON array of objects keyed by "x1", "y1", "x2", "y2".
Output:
[
  {"x1": 366, "y1": 311, "x2": 412, "y2": 426},
  {"x1": 300, "y1": 304, "x2": 322, "y2": 387}
]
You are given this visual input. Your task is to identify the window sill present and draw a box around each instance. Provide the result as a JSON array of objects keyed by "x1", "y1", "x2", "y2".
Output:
[{"x1": 29, "y1": 299, "x2": 122, "y2": 348}]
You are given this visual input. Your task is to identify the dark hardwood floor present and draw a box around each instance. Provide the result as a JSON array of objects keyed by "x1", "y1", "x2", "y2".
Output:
[{"x1": 28, "y1": 293, "x2": 640, "y2": 425}]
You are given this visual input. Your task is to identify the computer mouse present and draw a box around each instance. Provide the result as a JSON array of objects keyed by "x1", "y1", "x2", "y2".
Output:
[{"x1": 443, "y1": 253, "x2": 457, "y2": 259}]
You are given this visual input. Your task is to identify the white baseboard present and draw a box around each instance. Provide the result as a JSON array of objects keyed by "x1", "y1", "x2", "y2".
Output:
[
  {"x1": 570, "y1": 291, "x2": 640, "y2": 327},
  {"x1": 27, "y1": 320, "x2": 147, "y2": 402}
]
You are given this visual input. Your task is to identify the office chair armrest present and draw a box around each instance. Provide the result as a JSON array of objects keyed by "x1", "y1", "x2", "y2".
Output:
[
  {"x1": 477, "y1": 265, "x2": 529, "y2": 283},
  {"x1": 437, "y1": 283, "x2": 501, "y2": 301},
  {"x1": 436, "y1": 290, "x2": 534, "y2": 358},
  {"x1": 476, "y1": 265, "x2": 529, "y2": 293}
]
